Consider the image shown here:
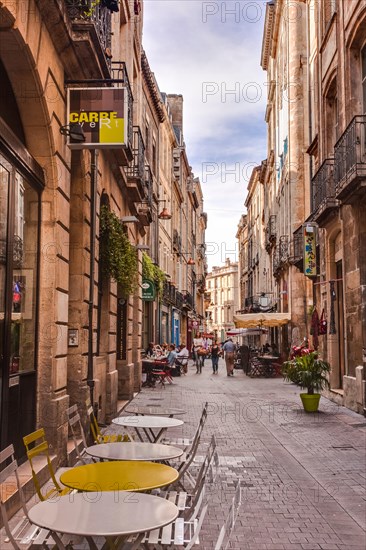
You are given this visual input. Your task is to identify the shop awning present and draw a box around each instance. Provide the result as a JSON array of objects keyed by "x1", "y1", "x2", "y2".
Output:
[
  {"x1": 233, "y1": 313, "x2": 290, "y2": 328},
  {"x1": 226, "y1": 328, "x2": 268, "y2": 336}
]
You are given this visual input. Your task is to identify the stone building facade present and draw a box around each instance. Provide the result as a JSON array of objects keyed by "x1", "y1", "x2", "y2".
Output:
[
  {"x1": 304, "y1": 0, "x2": 366, "y2": 412},
  {"x1": 249, "y1": 0, "x2": 366, "y2": 413},
  {"x1": 206, "y1": 259, "x2": 239, "y2": 341},
  {"x1": 0, "y1": 0, "x2": 206, "y2": 463}
]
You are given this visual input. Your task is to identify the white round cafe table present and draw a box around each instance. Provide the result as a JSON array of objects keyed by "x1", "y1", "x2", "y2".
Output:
[
  {"x1": 28, "y1": 491, "x2": 178, "y2": 549},
  {"x1": 85, "y1": 441, "x2": 184, "y2": 461},
  {"x1": 112, "y1": 415, "x2": 183, "y2": 443},
  {"x1": 124, "y1": 405, "x2": 186, "y2": 417}
]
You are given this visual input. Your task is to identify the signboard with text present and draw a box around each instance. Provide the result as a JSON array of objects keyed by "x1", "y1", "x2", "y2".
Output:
[
  {"x1": 303, "y1": 223, "x2": 318, "y2": 277},
  {"x1": 142, "y1": 279, "x2": 156, "y2": 301},
  {"x1": 67, "y1": 88, "x2": 128, "y2": 149}
]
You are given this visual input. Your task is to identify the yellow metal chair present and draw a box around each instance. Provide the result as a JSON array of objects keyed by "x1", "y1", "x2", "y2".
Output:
[
  {"x1": 23, "y1": 428, "x2": 72, "y2": 501},
  {"x1": 85, "y1": 398, "x2": 131, "y2": 444}
]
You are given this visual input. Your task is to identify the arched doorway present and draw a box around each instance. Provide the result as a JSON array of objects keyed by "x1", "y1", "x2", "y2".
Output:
[{"x1": 0, "y1": 60, "x2": 44, "y2": 459}]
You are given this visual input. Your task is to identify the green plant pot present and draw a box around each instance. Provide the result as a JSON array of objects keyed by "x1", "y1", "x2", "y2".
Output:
[{"x1": 300, "y1": 393, "x2": 321, "y2": 412}]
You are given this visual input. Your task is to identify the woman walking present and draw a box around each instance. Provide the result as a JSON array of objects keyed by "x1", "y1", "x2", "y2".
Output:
[
  {"x1": 210, "y1": 340, "x2": 220, "y2": 374},
  {"x1": 193, "y1": 332, "x2": 204, "y2": 374}
]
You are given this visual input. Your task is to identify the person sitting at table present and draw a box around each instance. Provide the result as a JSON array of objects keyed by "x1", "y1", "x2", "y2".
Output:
[
  {"x1": 166, "y1": 344, "x2": 177, "y2": 367},
  {"x1": 270, "y1": 342, "x2": 280, "y2": 357},
  {"x1": 145, "y1": 342, "x2": 155, "y2": 357},
  {"x1": 262, "y1": 343, "x2": 270, "y2": 354},
  {"x1": 161, "y1": 343, "x2": 169, "y2": 356},
  {"x1": 175, "y1": 343, "x2": 189, "y2": 375},
  {"x1": 164, "y1": 344, "x2": 180, "y2": 377}
]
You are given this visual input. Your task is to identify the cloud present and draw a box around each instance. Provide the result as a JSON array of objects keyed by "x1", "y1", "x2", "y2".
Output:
[{"x1": 143, "y1": 0, "x2": 268, "y2": 268}]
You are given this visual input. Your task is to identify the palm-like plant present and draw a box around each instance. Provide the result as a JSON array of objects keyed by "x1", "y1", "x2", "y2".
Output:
[{"x1": 282, "y1": 351, "x2": 330, "y2": 395}]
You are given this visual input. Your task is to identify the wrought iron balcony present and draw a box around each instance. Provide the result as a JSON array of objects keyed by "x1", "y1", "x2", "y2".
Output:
[
  {"x1": 66, "y1": 0, "x2": 112, "y2": 76},
  {"x1": 272, "y1": 247, "x2": 281, "y2": 277},
  {"x1": 279, "y1": 235, "x2": 289, "y2": 263},
  {"x1": 125, "y1": 127, "x2": 145, "y2": 201},
  {"x1": 334, "y1": 115, "x2": 366, "y2": 203},
  {"x1": 111, "y1": 61, "x2": 133, "y2": 157},
  {"x1": 135, "y1": 166, "x2": 153, "y2": 226},
  {"x1": 175, "y1": 291, "x2": 184, "y2": 309},
  {"x1": 172, "y1": 229, "x2": 182, "y2": 253},
  {"x1": 182, "y1": 292, "x2": 194, "y2": 310},
  {"x1": 311, "y1": 159, "x2": 339, "y2": 222},
  {"x1": 289, "y1": 227, "x2": 304, "y2": 272},
  {"x1": 265, "y1": 215, "x2": 276, "y2": 252}
]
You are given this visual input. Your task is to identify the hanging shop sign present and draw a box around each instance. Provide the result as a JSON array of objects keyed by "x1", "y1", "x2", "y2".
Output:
[
  {"x1": 142, "y1": 279, "x2": 156, "y2": 301},
  {"x1": 303, "y1": 223, "x2": 318, "y2": 278},
  {"x1": 67, "y1": 88, "x2": 128, "y2": 149}
]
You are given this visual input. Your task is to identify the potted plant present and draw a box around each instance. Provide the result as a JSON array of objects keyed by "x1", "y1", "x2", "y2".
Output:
[{"x1": 282, "y1": 351, "x2": 331, "y2": 412}]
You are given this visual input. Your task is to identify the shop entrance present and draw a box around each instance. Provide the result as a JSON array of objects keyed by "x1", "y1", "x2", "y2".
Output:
[{"x1": 0, "y1": 149, "x2": 41, "y2": 460}]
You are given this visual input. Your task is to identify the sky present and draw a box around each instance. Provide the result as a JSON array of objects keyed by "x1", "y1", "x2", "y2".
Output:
[{"x1": 143, "y1": 0, "x2": 268, "y2": 270}]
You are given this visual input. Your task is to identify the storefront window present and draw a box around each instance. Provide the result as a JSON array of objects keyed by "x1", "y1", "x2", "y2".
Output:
[
  {"x1": 0, "y1": 152, "x2": 39, "y2": 376},
  {"x1": 0, "y1": 159, "x2": 10, "y2": 380},
  {"x1": 10, "y1": 173, "x2": 38, "y2": 374}
]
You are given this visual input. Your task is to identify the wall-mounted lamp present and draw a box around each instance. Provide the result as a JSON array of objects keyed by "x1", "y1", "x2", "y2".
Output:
[
  {"x1": 157, "y1": 199, "x2": 172, "y2": 220},
  {"x1": 60, "y1": 123, "x2": 85, "y2": 142},
  {"x1": 178, "y1": 252, "x2": 195, "y2": 265},
  {"x1": 121, "y1": 216, "x2": 139, "y2": 224}
]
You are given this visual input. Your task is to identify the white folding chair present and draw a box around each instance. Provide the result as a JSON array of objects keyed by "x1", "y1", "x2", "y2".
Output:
[
  {"x1": 66, "y1": 404, "x2": 95, "y2": 464},
  {"x1": 141, "y1": 479, "x2": 208, "y2": 549},
  {"x1": 162, "y1": 401, "x2": 208, "y2": 449},
  {"x1": 214, "y1": 482, "x2": 242, "y2": 550},
  {"x1": 155, "y1": 435, "x2": 218, "y2": 517},
  {"x1": 0, "y1": 444, "x2": 71, "y2": 550}
]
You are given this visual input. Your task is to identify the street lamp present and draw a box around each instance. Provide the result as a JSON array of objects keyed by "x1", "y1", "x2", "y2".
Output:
[
  {"x1": 157, "y1": 199, "x2": 172, "y2": 220},
  {"x1": 178, "y1": 252, "x2": 196, "y2": 266}
]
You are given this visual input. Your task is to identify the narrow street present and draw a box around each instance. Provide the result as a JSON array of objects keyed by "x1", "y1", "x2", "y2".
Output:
[{"x1": 112, "y1": 359, "x2": 366, "y2": 549}]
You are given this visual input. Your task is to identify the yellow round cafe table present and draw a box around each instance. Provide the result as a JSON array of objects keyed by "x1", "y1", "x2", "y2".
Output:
[{"x1": 60, "y1": 460, "x2": 178, "y2": 492}]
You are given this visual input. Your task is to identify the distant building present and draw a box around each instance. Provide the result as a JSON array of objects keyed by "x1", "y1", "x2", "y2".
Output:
[{"x1": 206, "y1": 260, "x2": 239, "y2": 341}]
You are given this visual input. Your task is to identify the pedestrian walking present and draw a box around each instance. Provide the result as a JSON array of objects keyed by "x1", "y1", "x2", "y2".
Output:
[
  {"x1": 223, "y1": 337, "x2": 236, "y2": 376},
  {"x1": 210, "y1": 340, "x2": 220, "y2": 374},
  {"x1": 193, "y1": 332, "x2": 205, "y2": 374}
]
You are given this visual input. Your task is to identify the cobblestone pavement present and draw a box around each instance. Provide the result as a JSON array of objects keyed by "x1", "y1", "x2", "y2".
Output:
[
  {"x1": 2, "y1": 359, "x2": 365, "y2": 550},
  {"x1": 113, "y1": 358, "x2": 366, "y2": 549}
]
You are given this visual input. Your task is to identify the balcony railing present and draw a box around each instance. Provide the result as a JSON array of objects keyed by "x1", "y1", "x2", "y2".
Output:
[
  {"x1": 111, "y1": 61, "x2": 133, "y2": 158},
  {"x1": 311, "y1": 159, "x2": 338, "y2": 221},
  {"x1": 265, "y1": 215, "x2": 276, "y2": 252},
  {"x1": 334, "y1": 115, "x2": 366, "y2": 202},
  {"x1": 173, "y1": 229, "x2": 182, "y2": 253},
  {"x1": 125, "y1": 127, "x2": 145, "y2": 201},
  {"x1": 182, "y1": 292, "x2": 194, "y2": 310},
  {"x1": 272, "y1": 247, "x2": 280, "y2": 277},
  {"x1": 279, "y1": 235, "x2": 289, "y2": 263},
  {"x1": 66, "y1": 0, "x2": 111, "y2": 70},
  {"x1": 289, "y1": 228, "x2": 304, "y2": 272},
  {"x1": 126, "y1": 127, "x2": 145, "y2": 180},
  {"x1": 175, "y1": 291, "x2": 184, "y2": 310}
]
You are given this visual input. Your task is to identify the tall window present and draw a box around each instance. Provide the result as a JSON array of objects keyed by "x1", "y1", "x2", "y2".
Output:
[
  {"x1": 362, "y1": 44, "x2": 366, "y2": 114},
  {"x1": 323, "y1": 0, "x2": 336, "y2": 33},
  {"x1": 324, "y1": 78, "x2": 338, "y2": 157}
]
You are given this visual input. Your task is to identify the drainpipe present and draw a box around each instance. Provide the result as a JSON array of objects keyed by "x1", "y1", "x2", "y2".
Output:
[{"x1": 87, "y1": 149, "x2": 98, "y2": 407}]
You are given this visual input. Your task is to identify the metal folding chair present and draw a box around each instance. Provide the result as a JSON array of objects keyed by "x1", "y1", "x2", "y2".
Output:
[
  {"x1": 0, "y1": 444, "x2": 70, "y2": 550},
  {"x1": 85, "y1": 398, "x2": 132, "y2": 443},
  {"x1": 214, "y1": 482, "x2": 242, "y2": 550},
  {"x1": 162, "y1": 401, "x2": 208, "y2": 448},
  {"x1": 66, "y1": 404, "x2": 95, "y2": 464},
  {"x1": 22, "y1": 429, "x2": 72, "y2": 502}
]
